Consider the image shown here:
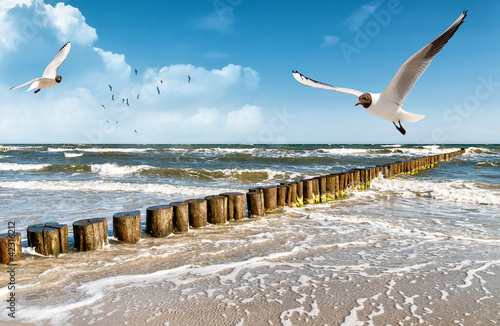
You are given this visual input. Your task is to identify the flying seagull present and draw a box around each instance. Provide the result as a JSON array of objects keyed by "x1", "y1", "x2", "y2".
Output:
[
  {"x1": 157, "y1": 86, "x2": 160, "y2": 94},
  {"x1": 135, "y1": 69, "x2": 138, "y2": 76},
  {"x1": 10, "y1": 42, "x2": 71, "y2": 94},
  {"x1": 111, "y1": 94, "x2": 115, "y2": 101},
  {"x1": 293, "y1": 11, "x2": 467, "y2": 135},
  {"x1": 134, "y1": 129, "x2": 138, "y2": 134},
  {"x1": 137, "y1": 94, "x2": 140, "y2": 100},
  {"x1": 108, "y1": 84, "x2": 112, "y2": 91},
  {"x1": 126, "y1": 98, "x2": 130, "y2": 106},
  {"x1": 101, "y1": 105, "x2": 105, "y2": 110},
  {"x1": 188, "y1": 75, "x2": 191, "y2": 83}
]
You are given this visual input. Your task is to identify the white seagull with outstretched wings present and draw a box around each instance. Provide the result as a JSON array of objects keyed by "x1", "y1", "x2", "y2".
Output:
[
  {"x1": 293, "y1": 11, "x2": 467, "y2": 135},
  {"x1": 10, "y1": 42, "x2": 71, "y2": 94}
]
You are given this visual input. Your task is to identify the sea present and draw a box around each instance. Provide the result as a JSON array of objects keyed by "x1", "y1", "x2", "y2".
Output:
[{"x1": 0, "y1": 144, "x2": 499, "y2": 325}]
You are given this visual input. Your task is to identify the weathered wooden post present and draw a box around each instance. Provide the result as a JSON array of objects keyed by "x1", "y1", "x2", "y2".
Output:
[
  {"x1": 27, "y1": 222, "x2": 68, "y2": 257},
  {"x1": 186, "y1": 198, "x2": 208, "y2": 228},
  {"x1": 205, "y1": 195, "x2": 228, "y2": 224},
  {"x1": 312, "y1": 178, "x2": 320, "y2": 203},
  {"x1": 146, "y1": 205, "x2": 173, "y2": 238},
  {"x1": 113, "y1": 211, "x2": 141, "y2": 243},
  {"x1": 325, "y1": 174, "x2": 335, "y2": 200},
  {"x1": 277, "y1": 185, "x2": 287, "y2": 207},
  {"x1": 220, "y1": 192, "x2": 247, "y2": 220},
  {"x1": 246, "y1": 191, "x2": 265, "y2": 217},
  {"x1": 73, "y1": 218, "x2": 108, "y2": 251},
  {"x1": 296, "y1": 181, "x2": 304, "y2": 205},
  {"x1": 302, "y1": 179, "x2": 314, "y2": 204},
  {"x1": 170, "y1": 201, "x2": 190, "y2": 233},
  {"x1": 257, "y1": 186, "x2": 277, "y2": 212},
  {"x1": 0, "y1": 232, "x2": 22, "y2": 264},
  {"x1": 287, "y1": 182, "x2": 298, "y2": 206},
  {"x1": 316, "y1": 176, "x2": 327, "y2": 202}
]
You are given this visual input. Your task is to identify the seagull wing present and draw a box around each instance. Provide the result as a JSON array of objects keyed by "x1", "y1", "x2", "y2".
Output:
[
  {"x1": 10, "y1": 78, "x2": 42, "y2": 90},
  {"x1": 292, "y1": 71, "x2": 363, "y2": 97},
  {"x1": 42, "y1": 42, "x2": 71, "y2": 78},
  {"x1": 381, "y1": 11, "x2": 467, "y2": 106}
]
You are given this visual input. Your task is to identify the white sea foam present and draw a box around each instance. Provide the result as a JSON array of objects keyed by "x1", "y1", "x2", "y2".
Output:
[
  {"x1": 0, "y1": 180, "x2": 235, "y2": 196},
  {"x1": 90, "y1": 163, "x2": 155, "y2": 176},
  {"x1": 371, "y1": 177, "x2": 500, "y2": 205},
  {"x1": 48, "y1": 147, "x2": 153, "y2": 153},
  {"x1": 64, "y1": 152, "x2": 83, "y2": 158},
  {"x1": 381, "y1": 144, "x2": 402, "y2": 148},
  {"x1": 0, "y1": 162, "x2": 50, "y2": 171}
]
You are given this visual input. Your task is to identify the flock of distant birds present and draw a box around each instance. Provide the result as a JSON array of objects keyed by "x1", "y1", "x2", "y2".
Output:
[{"x1": 101, "y1": 71, "x2": 192, "y2": 134}]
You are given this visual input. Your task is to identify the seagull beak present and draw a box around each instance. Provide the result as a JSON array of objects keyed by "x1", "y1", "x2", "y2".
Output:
[{"x1": 355, "y1": 102, "x2": 361, "y2": 106}]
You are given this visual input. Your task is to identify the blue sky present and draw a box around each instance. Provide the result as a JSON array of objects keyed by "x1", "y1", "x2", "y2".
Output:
[{"x1": 0, "y1": 0, "x2": 499, "y2": 144}]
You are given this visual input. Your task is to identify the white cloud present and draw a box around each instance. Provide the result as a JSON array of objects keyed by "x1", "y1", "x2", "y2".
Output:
[
  {"x1": 186, "y1": 107, "x2": 220, "y2": 126},
  {"x1": 0, "y1": 0, "x2": 34, "y2": 53},
  {"x1": 93, "y1": 47, "x2": 131, "y2": 80},
  {"x1": 42, "y1": 2, "x2": 97, "y2": 45},
  {"x1": 321, "y1": 35, "x2": 340, "y2": 48},
  {"x1": 226, "y1": 104, "x2": 263, "y2": 133},
  {"x1": 346, "y1": 1, "x2": 383, "y2": 31}
]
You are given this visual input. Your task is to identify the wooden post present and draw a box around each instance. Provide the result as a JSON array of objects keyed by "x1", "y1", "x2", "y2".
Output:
[
  {"x1": 316, "y1": 176, "x2": 327, "y2": 202},
  {"x1": 170, "y1": 201, "x2": 190, "y2": 233},
  {"x1": 257, "y1": 186, "x2": 277, "y2": 212},
  {"x1": 146, "y1": 205, "x2": 173, "y2": 238},
  {"x1": 0, "y1": 232, "x2": 22, "y2": 264},
  {"x1": 186, "y1": 198, "x2": 208, "y2": 228},
  {"x1": 27, "y1": 222, "x2": 68, "y2": 257},
  {"x1": 312, "y1": 178, "x2": 320, "y2": 203},
  {"x1": 113, "y1": 210, "x2": 141, "y2": 243},
  {"x1": 287, "y1": 182, "x2": 298, "y2": 206},
  {"x1": 73, "y1": 218, "x2": 108, "y2": 251},
  {"x1": 302, "y1": 179, "x2": 314, "y2": 204},
  {"x1": 325, "y1": 175, "x2": 335, "y2": 200},
  {"x1": 220, "y1": 192, "x2": 247, "y2": 220},
  {"x1": 246, "y1": 191, "x2": 264, "y2": 217},
  {"x1": 277, "y1": 185, "x2": 287, "y2": 207},
  {"x1": 296, "y1": 181, "x2": 304, "y2": 205},
  {"x1": 205, "y1": 195, "x2": 228, "y2": 224}
]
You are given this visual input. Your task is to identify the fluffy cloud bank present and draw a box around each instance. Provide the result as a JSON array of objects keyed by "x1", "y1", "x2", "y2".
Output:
[{"x1": 0, "y1": 1, "x2": 266, "y2": 144}]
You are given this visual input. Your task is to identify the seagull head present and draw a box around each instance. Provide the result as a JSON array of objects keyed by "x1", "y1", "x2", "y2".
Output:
[
  {"x1": 55, "y1": 75, "x2": 62, "y2": 83},
  {"x1": 355, "y1": 93, "x2": 372, "y2": 109}
]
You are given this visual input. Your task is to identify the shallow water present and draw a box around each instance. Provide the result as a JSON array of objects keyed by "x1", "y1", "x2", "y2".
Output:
[{"x1": 1, "y1": 144, "x2": 499, "y2": 325}]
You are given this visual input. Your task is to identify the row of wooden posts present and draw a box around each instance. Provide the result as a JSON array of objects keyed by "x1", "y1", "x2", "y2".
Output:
[{"x1": 0, "y1": 149, "x2": 465, "y2": 264}]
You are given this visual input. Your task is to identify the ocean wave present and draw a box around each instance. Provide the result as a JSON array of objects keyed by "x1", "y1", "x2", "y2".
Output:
[
  {"x1": 64, "y1": 152, "x2": 84, "y2": 158},
  {"x1": 90, "y1": 163, "x2": 155, "y2": 176},
  {"x1": 0, "y1": 180, "x2": 236, "y2": 196},
  {"x1": 381, "y1": 144, "x2": 402, "y2": 148},
  {"x1": 0, "y1": 162, "x2": 50, "y2": 171},
  {"x1": 465, "y1": 147, "x2": 498, "y2": 155},
  {"x1": 48, "y1": 147, "x2": 153, "y2": 153},
  {"x1": 370, "y1": 178, "x2": 500, "y2": 205}
]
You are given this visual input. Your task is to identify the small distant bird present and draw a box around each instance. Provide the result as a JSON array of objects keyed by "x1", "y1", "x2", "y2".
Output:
[
  {"x1": 126, "y1": 98, "x2": 129, "y2": 106},
  {"x1": 10, "y1": 42, "x2": 71, "y2": 94},
  {"x1": 134, "y1": 130, "x2": 138, "y2": 134},
  {"x1": 137, "y1": 94, "x2": 140, "y2": 99},
  {"x1": 122, "y1": 98, "x2": 125, "y2": 103},
  {"x1": 116, "y1": 120, "x2": 119, "y2": 124},
  {"x1": 157, "y1": 86, "x2": 160, "y2": 94},
  {"x1": 292, "y1": 11, "x2": 467, "y2": 135},
  {"x1": 101, "y1": 105, "x2": 105, "y2": 110},
  {"x1": 135, "y1": 69, "x2": 138, "y2": 76},
  {"x1": 160, "y1": 80, "x2": 163, "y2": 84},
  {"x1": 111, "y1": 94, "x2": 115, "y2": 101},
  {"x1": 188, "y1": 75, "x2": 191, "y2": 83},
  {"x1": 108, "y1": 84, "x2": 112, "y2": 91},
  {"x1": 106, "y1": 120, "x2": 110, "y2": 124}
]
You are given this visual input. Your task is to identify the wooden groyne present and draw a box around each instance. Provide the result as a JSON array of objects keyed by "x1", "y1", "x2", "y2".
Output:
[{"x1": 0, "y1": 149, "x2": 465, "y2": 263}]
